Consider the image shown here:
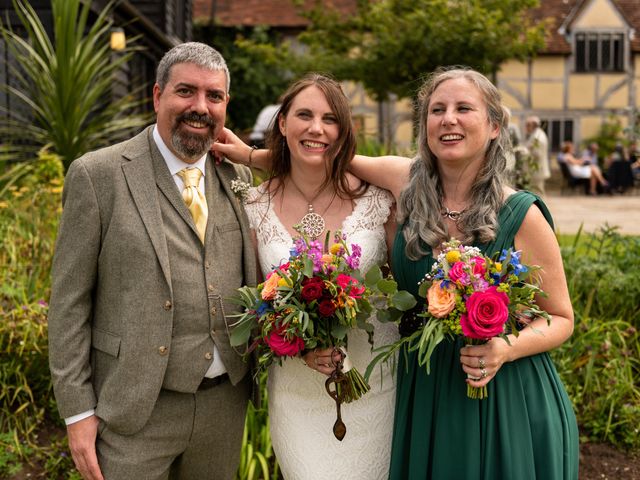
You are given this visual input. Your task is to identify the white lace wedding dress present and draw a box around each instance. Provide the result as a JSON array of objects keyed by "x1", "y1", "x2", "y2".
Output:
[{"x1": 244, "y1": 184, "x2": 399, "y2": 480}]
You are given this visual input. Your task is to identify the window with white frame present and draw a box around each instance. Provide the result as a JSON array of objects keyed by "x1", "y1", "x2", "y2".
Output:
[{"x1": 574, "y1": 32, "x2": 625, "y2": 72}]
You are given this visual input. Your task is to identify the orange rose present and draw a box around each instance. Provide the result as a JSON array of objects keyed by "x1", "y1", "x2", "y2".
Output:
[
  {"x1": 426, "y1": 280, "x2": 456, "y2": 318},
  {"x1": 261, "y1": 272, "x2": 280, "y2": 300}
]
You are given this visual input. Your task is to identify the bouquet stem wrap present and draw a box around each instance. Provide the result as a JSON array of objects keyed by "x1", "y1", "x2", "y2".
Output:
[
  {"x1": 334, "y1": 347, "x2": 370, "y2": 404},
  {"x1": 465, "y1": 339, "x2": 488, "y2": 400}
]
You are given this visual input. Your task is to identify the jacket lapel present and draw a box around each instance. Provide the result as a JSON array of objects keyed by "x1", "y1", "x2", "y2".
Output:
[
  {"x1": 214, "y1": 160, "x2": 257, "y2": 287},
  {"x1": 150, "y1": 147, "x2": 201, "y2": 242},
  {"x1": 120, "y1": 127, "x2": 172, "y2": 288}
]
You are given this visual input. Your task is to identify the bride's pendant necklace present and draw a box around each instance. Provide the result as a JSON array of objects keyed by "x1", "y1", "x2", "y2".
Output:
[{"x1": 288, "y1": 176, "x2": 330, "y2": 239}]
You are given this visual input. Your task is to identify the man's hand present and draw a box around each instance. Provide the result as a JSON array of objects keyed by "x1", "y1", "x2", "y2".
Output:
[{"x1": 67, "y1": 415, "x2": 104, "y2": 480}]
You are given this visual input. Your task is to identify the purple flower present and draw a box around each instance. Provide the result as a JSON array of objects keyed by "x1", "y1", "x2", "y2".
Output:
[
  {"x1": 472, "y1": 278, "x2": 489, "y2": 292},
  {"x1": 345, "y1": 254, "x2": 360, "y2": 269},
  {"x1": 293, "y1": 238, "x2": 307, "y2": 256}
]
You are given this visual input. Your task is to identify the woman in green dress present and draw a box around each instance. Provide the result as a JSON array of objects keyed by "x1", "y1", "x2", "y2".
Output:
[{"x1": 350, "y1": 67, "x2": 579, "y2": 479}]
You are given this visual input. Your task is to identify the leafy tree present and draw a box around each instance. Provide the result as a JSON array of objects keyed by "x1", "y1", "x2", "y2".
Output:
[
  {"x1": 194, "y1": 24, "x2": 290, "y2": 133},
  {"x1": 0, "y1": 0, "x2": 151, "y2": 170},
  {"x1": 241, "y1": 0, "x2": 547, "y2": 102}
]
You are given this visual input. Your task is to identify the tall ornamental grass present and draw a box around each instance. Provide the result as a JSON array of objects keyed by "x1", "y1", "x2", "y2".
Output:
[
  {"x1": 0, "y1": 152, "x2": 79, "y2": 478},
  {"x1": 0, "y1": 0, "x2": 150, "y2": 169}
]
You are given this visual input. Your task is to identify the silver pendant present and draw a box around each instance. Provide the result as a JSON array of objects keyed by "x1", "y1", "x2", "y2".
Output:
[{"x1": 300, "y1": 211, "x2": 325, "y2": 239}]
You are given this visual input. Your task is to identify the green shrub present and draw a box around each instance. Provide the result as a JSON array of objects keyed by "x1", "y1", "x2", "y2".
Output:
[
  {"x1": 554, "y1": 227, "x2": 640, "y2": 449},
  {"x1": 0, "y1": 431, "x2": 32, "y2": 477},
  {"x1": 0, "y1": 152, "x2": 63, "y2": 472},
  {"x1": 553, "y1": 319, "x2": 640, "y2": 449},
  {"x1": 560, "y1": 226, "x2": 640, "y2": 326}
]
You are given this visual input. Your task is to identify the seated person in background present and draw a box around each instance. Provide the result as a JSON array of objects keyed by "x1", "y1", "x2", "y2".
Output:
[
  {"x1": 581, "y1": 142, "x2": 600, "y2": 167},
  {"x1": 629, "y1": 141, "x2": 640, "y2": 180},
  {"x1": 606, "y1": 143, "x2": 634, "y2": 193},
  {"x1": 557, "y1": 141, "x2": 608, "y2": 195}
]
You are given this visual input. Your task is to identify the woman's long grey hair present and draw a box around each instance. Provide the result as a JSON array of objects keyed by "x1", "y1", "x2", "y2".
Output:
[{"x1": 397, "y1": 67, "x2": 511, "y2": 260}]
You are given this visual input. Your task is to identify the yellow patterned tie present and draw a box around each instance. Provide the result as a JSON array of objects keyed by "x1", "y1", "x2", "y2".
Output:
[{"x1": 177, "y1": 168, "x2": 208, "y2": 243}]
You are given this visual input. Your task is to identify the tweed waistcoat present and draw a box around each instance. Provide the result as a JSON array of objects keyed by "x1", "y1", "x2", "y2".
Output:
[{"x1": 153, "y1": 154, "x2": 248, "y2": 392}]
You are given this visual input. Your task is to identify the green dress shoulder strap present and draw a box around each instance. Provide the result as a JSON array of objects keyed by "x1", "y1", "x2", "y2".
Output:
[{"x1": 480, "y1": 190, "x2": 554, "y2": 256}]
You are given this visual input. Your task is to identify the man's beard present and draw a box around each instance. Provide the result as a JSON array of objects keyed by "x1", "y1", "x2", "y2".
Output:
[{"x1": 171, "y1": 112, "x2": 216, "y2": 161}]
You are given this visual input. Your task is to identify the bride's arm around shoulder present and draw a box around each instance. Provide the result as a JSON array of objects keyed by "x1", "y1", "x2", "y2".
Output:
[{"x1": 351, "y1": 154, "x2": 412, "y2": 201}]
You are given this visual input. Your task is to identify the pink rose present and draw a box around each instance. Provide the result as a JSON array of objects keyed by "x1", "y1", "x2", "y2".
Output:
[
  {"x1": 460, "y1": 286, "x2": 509, "y2": 339},
  {"x1": 471, "y1": 257, "x2": 487, "y2": 276},
  {"x1": 265, "y1": 262, "x2": 289, "y2": 279},
  {"x1": 426, "y1": 280, "x2": 456, "y2": 318},
  {"x1": 335, "y1": 274, "x2": 365, "y2": 298},
  {"x1": 448, "y1": 261, "x2": 469, "y2": 285},
  {"x1": 265, "y1": 327, "x2": 305, "y2": 357}
]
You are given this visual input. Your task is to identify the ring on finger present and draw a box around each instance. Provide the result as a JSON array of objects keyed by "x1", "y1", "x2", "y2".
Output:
[
  {"x1": 480, "y1": 368, "x2": 488, "y2": 379},
  {"x1": 478, "y1": 358, "x2": 486, "y2": 369}
]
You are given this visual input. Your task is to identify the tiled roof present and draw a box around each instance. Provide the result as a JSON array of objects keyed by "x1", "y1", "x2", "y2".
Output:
[
  {"x1": 193, "y1": 0, "x2": 357, "y2": 27},
  {"x1": 532, "y1": 0, "x2": 640, "y2": 54},
  {"x1": 193, "y1": 0, "x2": 640, "y2": 52}
]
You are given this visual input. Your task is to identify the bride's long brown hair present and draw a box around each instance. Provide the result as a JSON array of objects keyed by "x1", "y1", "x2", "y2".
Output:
[{"x1": 264, "y1": 73, "x2": 368, "y2": 200}]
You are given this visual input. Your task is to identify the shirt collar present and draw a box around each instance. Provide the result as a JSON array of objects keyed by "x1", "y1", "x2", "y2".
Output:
[{"x1": 152, "y1": 124, "x2": 207, "y2": 176}]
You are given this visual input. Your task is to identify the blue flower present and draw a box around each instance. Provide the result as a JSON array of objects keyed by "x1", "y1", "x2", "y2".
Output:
[
  {"x1": 500, "y1": 249, "x2": 528, "y2": 275},
  {"x1": 256, "y1": 301, "x2": 272, "y2": 316}
]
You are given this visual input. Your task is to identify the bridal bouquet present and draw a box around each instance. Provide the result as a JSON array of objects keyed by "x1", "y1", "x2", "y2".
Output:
[
  {"x1": 366, "y1": 239, "x2": 550, "y2": 400},
  {"x1": 228, "y1": 231, "x2": 416, "y2": 405}
]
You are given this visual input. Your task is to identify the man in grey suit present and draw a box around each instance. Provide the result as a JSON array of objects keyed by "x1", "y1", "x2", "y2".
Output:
[{"x1": 48, "y1": 42, "x2": 256, "y2": 479}]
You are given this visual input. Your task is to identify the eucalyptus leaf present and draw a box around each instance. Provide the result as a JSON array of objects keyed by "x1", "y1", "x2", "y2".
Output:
[
  {"x1": 392, "y1": 290, "x2": 417, "y2": 311},
  {"x1": 377, "y1": 278, "x2": 398, "y2": 295},
  {"x1": 364, "y1": 266, "x2": 383, "y2": 287}
]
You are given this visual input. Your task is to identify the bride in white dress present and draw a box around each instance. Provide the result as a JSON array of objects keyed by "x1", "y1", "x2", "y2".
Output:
[{"x1": 227, "y1": 74, "x2": 398, "y2": 479}]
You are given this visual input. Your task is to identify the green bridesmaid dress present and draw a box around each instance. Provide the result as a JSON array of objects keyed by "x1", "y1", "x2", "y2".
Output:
[{"x1": 389, "y1": 191, "x2": 579, "y2": 480}]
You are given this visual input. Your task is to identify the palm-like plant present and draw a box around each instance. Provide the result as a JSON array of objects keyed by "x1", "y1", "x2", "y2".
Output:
[{"x1": 0, "y1": 0, "x2": 151, "y2": 170}]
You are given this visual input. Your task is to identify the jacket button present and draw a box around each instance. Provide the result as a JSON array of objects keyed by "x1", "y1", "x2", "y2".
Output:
[
  {"x1": 210, "y1": 306, "x2": 217, "y2": 316},
  {"x1": 210, "y1": 329, "x2": 216, "y2": 336},
  {"x1": 204, "y1": 352, "x2": 213, "y2": 360},
  {"x1": 163, "y1": 300, "x2": 172, "y2": 310},
  {"x1": 205, "y1": 261, "x2": 211, "y2": 269},
  {"x1": 158, "y1": 346, "x2": 168, "y2": 355},
  {"x1": 207, "y1": 284, "x2": 215, "y2": 292}
]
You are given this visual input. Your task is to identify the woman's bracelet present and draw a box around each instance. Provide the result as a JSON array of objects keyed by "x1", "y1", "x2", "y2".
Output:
[{"x1": 248, "y1": 145, "x2": 258, "y2": 167}]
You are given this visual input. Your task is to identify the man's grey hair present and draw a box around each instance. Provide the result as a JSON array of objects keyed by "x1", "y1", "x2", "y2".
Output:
[
  {"x1": 156, "y1": 42, "x2": 230, "y2": 93},
  {"x1": 526, "y1": 115, "x2": 541, "y2": 127}
]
